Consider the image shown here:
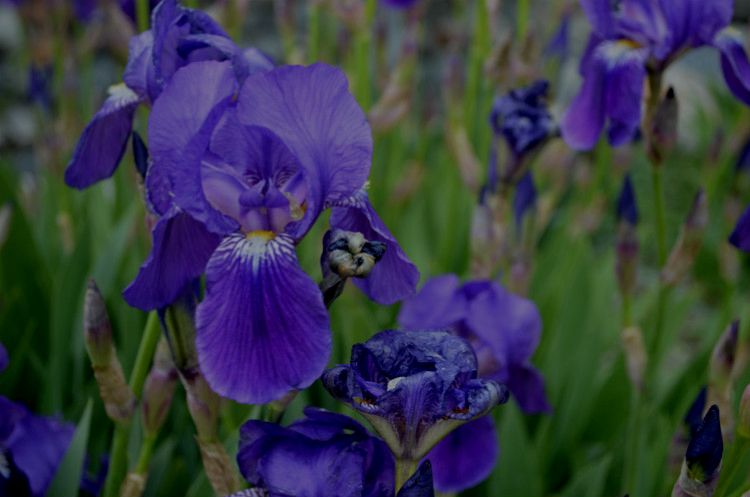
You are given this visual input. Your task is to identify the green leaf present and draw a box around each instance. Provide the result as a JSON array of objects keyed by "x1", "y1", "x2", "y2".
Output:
[{"x1": 48, "y1": 399, "x2": 93, "y2": 497}]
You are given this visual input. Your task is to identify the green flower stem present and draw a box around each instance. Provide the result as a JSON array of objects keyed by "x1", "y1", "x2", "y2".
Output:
[
  {"x1": 308, "y1": 1, "x2": 321, "y2": 63},
  {"x1": 136, "y1": 0, "x2": 149, "y2": 32},
  {"x1": 651, "y1": 164, "x2": 668, "y2": 266},
  {"x1": 135, "y1": 434, "x2": 157, "y2": 475},
  {"x1": 516, "y1": 0, "x2": 530, "y2": 42},
  {"x1": 394, "y1": 459, "x2": 419, "y2": 492},
  {"x1": 102, "y1": 313, "x2": 161, "y2": 497}
]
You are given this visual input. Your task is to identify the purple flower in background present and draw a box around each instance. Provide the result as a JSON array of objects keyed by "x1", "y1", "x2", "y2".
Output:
[
  {"x1": 544, "y1": 13, "x2": 570, "y2": 61},
  {"x1": 562, "y1": 0, "x2": 750, "y2": 150},
  {"x1": 322, "y1": 329, "x2": 507, "y2": 465},
  {"x1": 616, "y1": 174, "x2": 639, "y2": 225},
  {"x1": 65, "y1": 0, "x2": 273, "y2": 189},
  {"x1": 380, "y1": 0, "x2": 420, "y2": 9},
  {"x1": 686, "y1": 405, "x2": 723, "y2": 482},
  {"x1": 0, "y1": 345, "x2": 74, "y2": 497},
  {"x1": 491, "y1": 81, "x2": 556, "y2": 166},
  {"x1": 27, "y1": 64, "x2": 53, "y2": 111},
  {"x1": 125, "y1": 60, "x2": 417, "y2": 404},
  {"x1": 729, "y1": 203, "x2": 750, "y2": 251},
  {"x1": 237, "y1": 407, "x2": 434, "y2": 497},
  {"x1": 397, "y1": 275, "x2": 549, "y2": 492}
]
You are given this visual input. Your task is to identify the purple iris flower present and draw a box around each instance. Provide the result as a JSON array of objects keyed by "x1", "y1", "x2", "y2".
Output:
[
  {"x1": 124, "y1": 60, "x2": 417, "y2": 404},
  {"x1": 544, "y1": 13, "x2": 571, "y2": 61},
  {"x1": 322, "y1": 329, "x2": 507, "y2": 469},
  {"x1": 490, "y1": 80, "x2": 556, "y2": 165},
  {"x1": 65, "y1": 0, "x2": 273, "y2": 189},
  {"x1": 397, "y1": 275, "x2": 549, "y2": 492},
  {"x1": 562, "y1": 0, "x2": 750, "y2": 150},
  {"x1": 237, "y1": 407, "x2": 429, "y2": 497},
  {"x1": 729, "y1": 203, "x2": 750, "y2": 251},
  {"x1": 380, "y1": 0, "x2": 420, "y2": 9},
  {"x1": 0, "y1": 345, "x2": 74, "y2": 497}
]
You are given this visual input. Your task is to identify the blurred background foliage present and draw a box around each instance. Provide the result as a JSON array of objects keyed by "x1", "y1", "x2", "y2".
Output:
[{"x1": 1, "y1": 0, "x2": 750, "y2": 496}]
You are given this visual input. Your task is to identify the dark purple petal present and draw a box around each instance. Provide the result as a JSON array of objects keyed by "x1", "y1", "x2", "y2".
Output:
[
  {"x1": 660, "y1": 0, "x2": 732, "y2": 49},
  {"x1": 196, "y1": 233, "x2": 331, "y2": 404},
  {"x1": 123, "y1": 210, "x2": 221, "y2": 310},
  {"x1": 616, "y1": 173, "x2": 639, "y2": 225},
  {"x1": 427, "y1": 415, "x2": 498, "y2": 492},
  {"x1": 729, "y1": 204, "x2": 750, "y2": 251},
  {"x1": 684, "y1": 386, "x2": 707, "y2": 436},
  {"x1": 238, "y1": 411, "x2": 394, "y2": 497},
  {"x1": 237, "y1": 63, "x2": 372, "y2": 238},
  {"x1": 513, "y1": 171, "x2": 537, "y2": 228},
  {"x1": 686, "y1": 405, "x2": 723, "y2": 480},
  {"x1": 64, "y1": 85, "x2": 142, "y2": 189},
  {"x1": 380, "y1": 0, "x2": 419, "y2": 9},
  {"x1": 507, "y1": 363, "x2": 551, "y2": 413},
  {"x1": 397, "y1": 461, "x2": 434, "y2": 497},
  {"x1": 0, "y1": 342, "x2": 7, "y2": 373},
  {"x1": 714, "y1": 28, "x2": 750, "y2": 106},
  {"x1": 1, "y1": 397, "x2": 74, "y2": 496},
  {"x1": 397, "y1": 275, "x2": 467, "y2": 331},
  {"x1": 148, "y1": 60, "x2": 238, "y2": 234},
  {"x1": 329, "y1": 192, "x2": 419, "y2": 304}
]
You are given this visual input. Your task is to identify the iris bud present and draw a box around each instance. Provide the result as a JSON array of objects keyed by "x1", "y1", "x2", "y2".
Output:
[
  {"x1": 84, "y1": 279, "x2": 136, "y2": 423},
  {"x1": 141, "y1": 338, "x2": 178, "y2": 436},
  {"x1": 708, "y1": 320, "x2": 739, "y2": 437},
  {"x1": 662, "y1": 190, "x2": 708, "y2": 287},
  {"x1": 648, "y1": 86, "x2": 678, "y2": 165},
  {"x1": 672, "y1": 405, "x2": 723, "y2": 497}
]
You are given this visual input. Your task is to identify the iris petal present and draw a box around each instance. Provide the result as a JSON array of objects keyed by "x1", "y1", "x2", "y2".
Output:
[
  {"x1": 148, "y1": 60, "x2": 238, "y2": 234},
  {"x1": 64, "y1": 84, "x2": 142, "y2": 189},
  {"x1": 0, "y1": 397, "x2": 74, "y2": 497},
  {"x1": 714, "y1": 28, "x2": 750, "y2": 106},
  {"x1": 398, "y1": 275, "x2": 467, "y2": 331},
  {"x1": 729, "y1": 204, "x2": 750, "y2": 251},
  {"x1": 237, "y1": 63, "x2": 373, "y2": 238},
  {"x1": 196, "y1": 233, "x2": 331, "y2": 404},
  {"x1": 123, "y1": 210, "x2": 221, "y2": 310},
  {"x1": 427, "y1": 415, "x2": 498, "y2": 492},
  {"x1": 329, "y1": 191, "x2": 419, "y2": 304}
]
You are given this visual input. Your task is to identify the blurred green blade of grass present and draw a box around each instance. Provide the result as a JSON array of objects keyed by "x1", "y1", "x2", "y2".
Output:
[{"x1": 48, "y1": 399, "x2": 93, "y2": 497}]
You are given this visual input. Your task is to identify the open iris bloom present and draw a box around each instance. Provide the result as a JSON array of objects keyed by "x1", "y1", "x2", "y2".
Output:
[
  {"x1": 64, "y1": 0, "x2": 272, "y2": 188},
  {"x1": 397, "y1": 275, "x2": 549, "y2": 492},
  {"x1": 122, "y1": 59, "x2": 416, "y2": 405},
  {"x1": 562, "y1": 0, "x2": 750, "y2": 150},
  {"x1": 236, "y1": 408, "x2": 433, "y2": 497},
  {"x1": 0, "y1": 344, "x2": 74, "y2": 497},
  {"x1": 489, "y1": 80, "x2": 556, "y2": 185},
  {"x1": 322, "y1": 329, "x2": 507, "y2": 489}
]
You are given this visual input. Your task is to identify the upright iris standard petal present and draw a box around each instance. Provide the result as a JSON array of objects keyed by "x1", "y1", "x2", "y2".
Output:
[
  {"x1": 237, "y1": 63, "x2": 373, "y2": 238},
  {"x1": 123, "y1": 210, "x2": 221, "y2": 311},
  {"x1": 64, "y1": 84, "x2": 142, "y2": 189},
  {"x1": 729, "y1": 204, "x2": 750, "y2": 251},
  {"x1": 196, "y1": 233, "x2": 331, "y2": 404},
  {"x1": 714, "y1": 28, "x2": 750, "y2": 106},
  {"x1": 561, "y1": 52, "x2": 607, "y2": 150},
  {"x1": 0, "y1": 397, "x2": 74, "y2": 497},
  {"x1": 426, "y1": 415, "x2": 498, "y2": 492},
  {"x1": 322, "y1": 330, "x2": 508, "y2": 462},
  {"x1": 329, "y1": 191, "x2": 419, "y2": 304},
  {"x1": 148, "y1": 60, "x2": 239, "y2": 234},
  {"x1": 237, "y1": 408, "x2": 394, "y2": 497}
]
